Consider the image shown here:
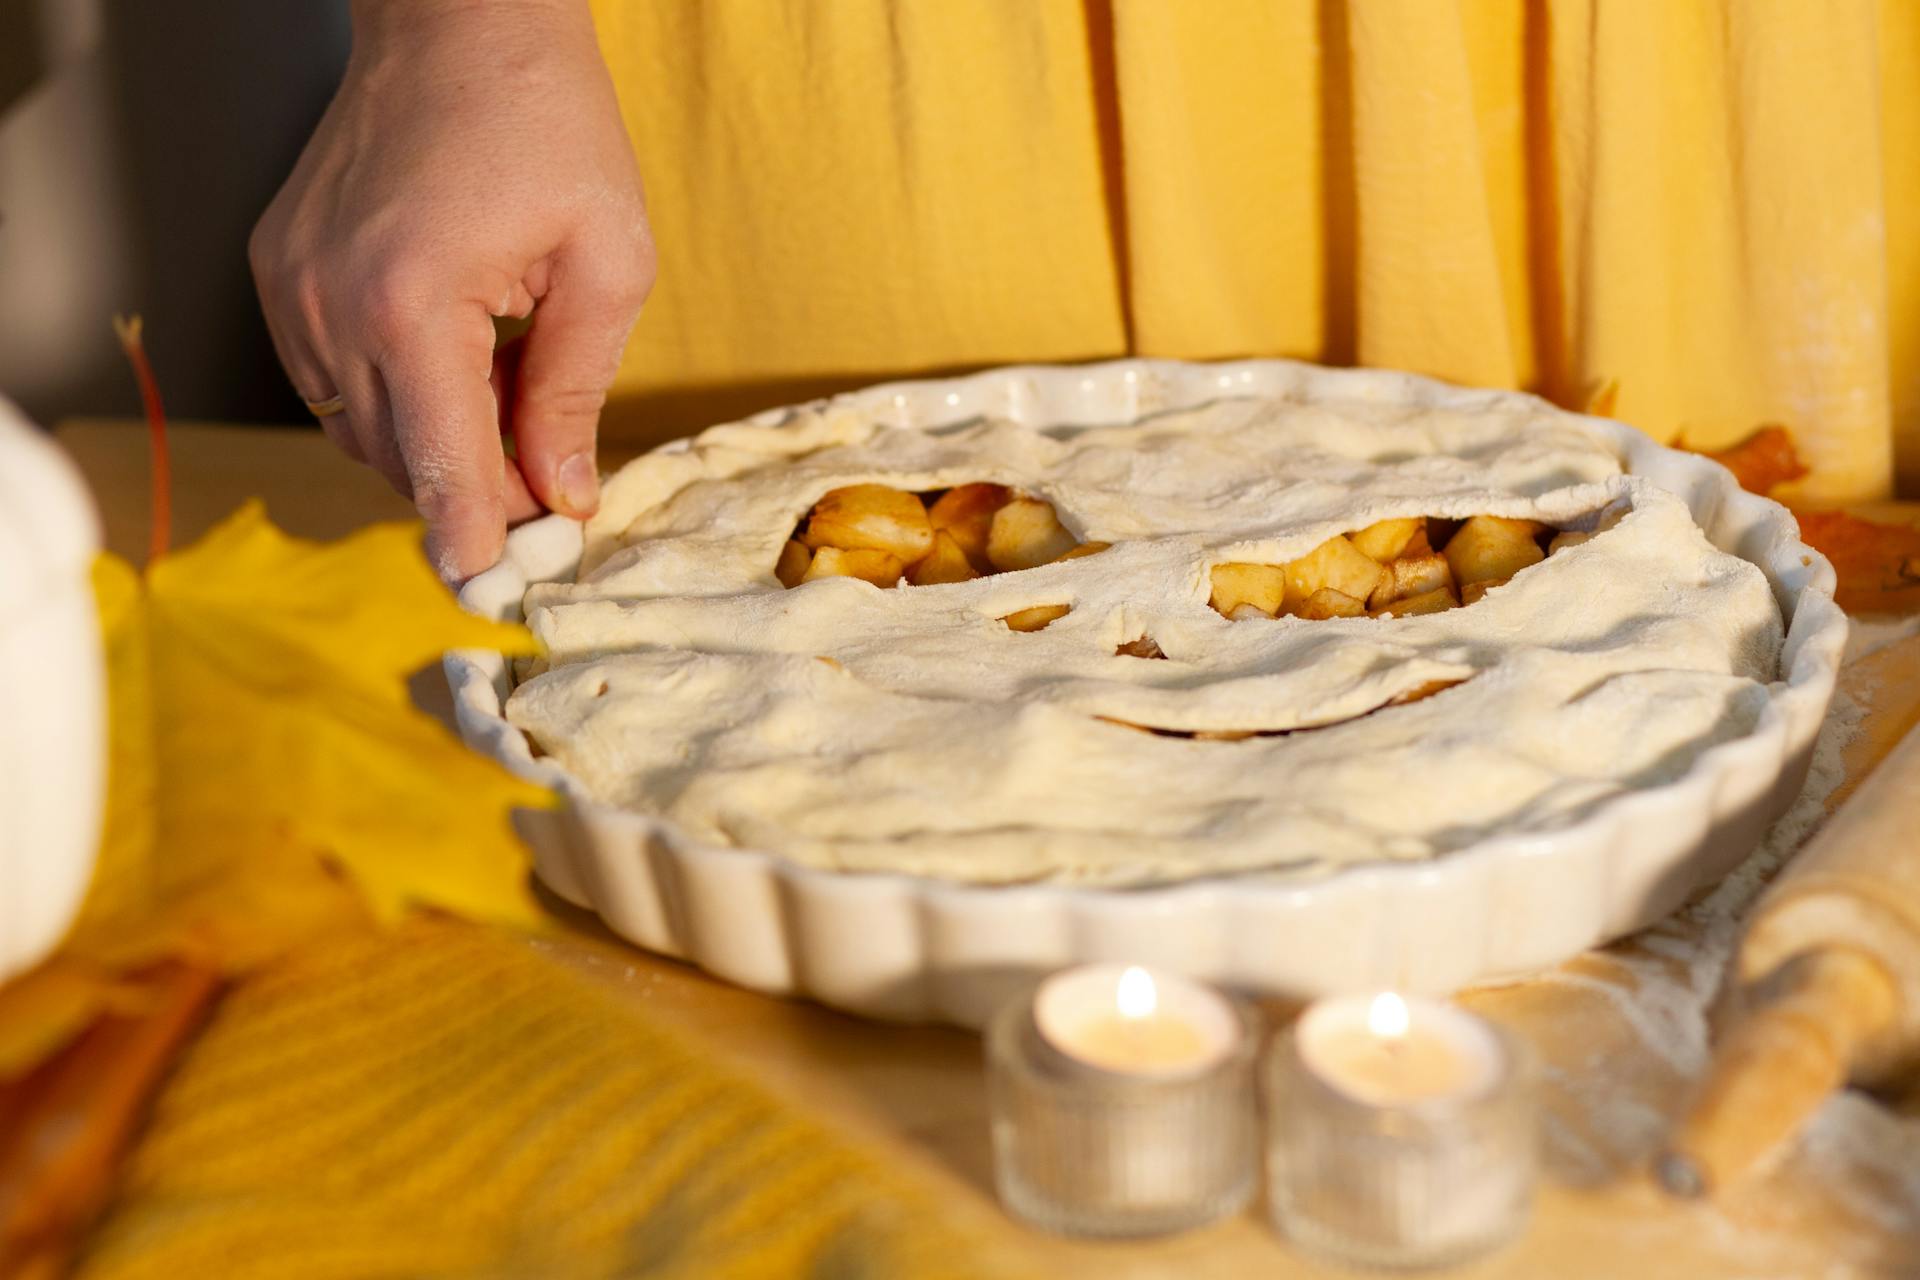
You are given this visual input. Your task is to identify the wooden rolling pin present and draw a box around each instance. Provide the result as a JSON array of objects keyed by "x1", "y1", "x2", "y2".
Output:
[{"x1": 1658, "y1": 718, "x2": 1920, "y2": 1199}]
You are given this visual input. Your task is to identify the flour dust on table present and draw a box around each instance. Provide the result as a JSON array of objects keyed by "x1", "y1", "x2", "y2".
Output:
[{"x1": 1489, "y1": 660, "x2": 1920, "y2": 1277}]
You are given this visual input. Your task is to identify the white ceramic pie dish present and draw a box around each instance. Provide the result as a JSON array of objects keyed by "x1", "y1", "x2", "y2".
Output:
[{"x1": 448, "y1": 359, "x2": 1846, "y2": 1027}]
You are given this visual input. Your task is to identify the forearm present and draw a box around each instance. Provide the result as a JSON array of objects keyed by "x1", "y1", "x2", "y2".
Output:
[{"x1": 348, "y1": 0, "x2": 597, "y2": 58}]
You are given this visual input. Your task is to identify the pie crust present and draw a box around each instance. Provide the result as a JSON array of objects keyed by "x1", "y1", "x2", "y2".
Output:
[{"x1": 505, "y1": 382, "x2": 1785, "y2": 887}]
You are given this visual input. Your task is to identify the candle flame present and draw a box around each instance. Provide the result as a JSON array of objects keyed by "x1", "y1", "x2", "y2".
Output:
[
  {"x1": 1367, "y1": 991, "x2": 1410, "y2": 1040},
  {"x1": 1116, "y1": 966, "x2": 1157, "y2": 1020}
]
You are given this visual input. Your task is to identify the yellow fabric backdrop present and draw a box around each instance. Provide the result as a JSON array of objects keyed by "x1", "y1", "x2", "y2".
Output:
[{"x1": 588, "y1": 0, "x2": 1920, "y2": 504}]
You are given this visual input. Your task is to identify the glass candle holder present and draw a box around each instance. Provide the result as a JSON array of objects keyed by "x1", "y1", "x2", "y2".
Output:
[
  {"x1": 1266, "y1": 993, "x2": 1537, "y2": 1270},
  {"x1": 987, "y1": 964, "x2": 1258, "y2": 1238}
]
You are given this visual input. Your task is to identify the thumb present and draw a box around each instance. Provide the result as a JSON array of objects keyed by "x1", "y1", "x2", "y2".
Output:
[{"x1": 510, "y1": 244, "x2": 650, "y2": 518}]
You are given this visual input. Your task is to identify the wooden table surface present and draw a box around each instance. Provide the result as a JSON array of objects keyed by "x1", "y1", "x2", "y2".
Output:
[{"x1": 56, "y1": 418, "x2": 1920, "y2": 1279}]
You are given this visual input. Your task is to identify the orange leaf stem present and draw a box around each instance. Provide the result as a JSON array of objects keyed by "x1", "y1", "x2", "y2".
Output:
[{"x1": 112, "y1": 315, "x2": 172, "y2": 563}]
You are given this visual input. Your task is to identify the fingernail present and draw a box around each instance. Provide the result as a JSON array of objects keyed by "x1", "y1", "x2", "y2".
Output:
[{"x1": 557, "y1": 451, "x2": 600, "y2": 516}]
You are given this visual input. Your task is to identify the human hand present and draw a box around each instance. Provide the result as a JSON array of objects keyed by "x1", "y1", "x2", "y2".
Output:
[{"x1": 250, "y1": 0, "x2": 653, "y2": 579}]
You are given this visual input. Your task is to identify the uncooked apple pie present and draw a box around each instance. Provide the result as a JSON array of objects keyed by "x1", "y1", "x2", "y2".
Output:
[{"x1": 507, "y1": 393, "x2": 1784, "y2": 885}]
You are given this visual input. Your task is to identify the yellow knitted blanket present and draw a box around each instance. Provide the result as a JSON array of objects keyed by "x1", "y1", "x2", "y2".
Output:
[{"x1": 73, "y1": 921, "x2": 1023, "y2": 1280}]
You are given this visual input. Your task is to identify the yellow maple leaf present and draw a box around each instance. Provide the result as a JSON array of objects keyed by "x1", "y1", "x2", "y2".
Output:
[{"x1": 0, "y1": 502, "x2": 554, "y2": 1074}]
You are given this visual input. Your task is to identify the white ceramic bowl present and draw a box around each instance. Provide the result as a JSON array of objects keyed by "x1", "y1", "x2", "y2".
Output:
[{"x1": 448, "y1": 359, "x2": 1845, "y2": 1027}]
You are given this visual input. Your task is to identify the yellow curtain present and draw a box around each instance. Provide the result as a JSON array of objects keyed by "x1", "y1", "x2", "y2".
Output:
[{"x1": 589, "y1": 0, "x2": 1920, "y2": 504}]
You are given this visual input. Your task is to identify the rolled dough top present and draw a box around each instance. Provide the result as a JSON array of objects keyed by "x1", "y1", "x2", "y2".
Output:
[{"x1": 506, "y1": 392, "x2": 1784, "y2": 885}]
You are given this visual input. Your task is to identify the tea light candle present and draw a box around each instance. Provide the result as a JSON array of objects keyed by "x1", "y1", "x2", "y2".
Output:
[
  {"x1": 988, "y1": 964, "x2": 1256, "y2": 1237},
  {"x1": 1267, "y1": 992, "x2": 1537, "y2": 1270},
  {"x1": 1297, "y1": 990, "x2": 1502, "y2": 1105},
  {"x1": 1034, "y1": 963, "x2": 1238, "y2": 1075}
]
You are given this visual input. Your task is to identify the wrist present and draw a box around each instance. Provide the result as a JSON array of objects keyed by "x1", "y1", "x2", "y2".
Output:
[{"x1": 350, "y1": 0, "x2": 591, "y2": 52}]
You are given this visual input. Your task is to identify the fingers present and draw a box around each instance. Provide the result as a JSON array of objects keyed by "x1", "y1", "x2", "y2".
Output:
[
  {"x1": 491, "y1": 335, "x2": 544, "y2": 524},
  {"x1": 335, "y1": 362, "x2": 414, "y2": 497},
  {"x1": 320, "y1": 412, "x2": 367, "y2": 465},
  {"x1": 381, "y1": 307, "x2": 512, "y2": 582},
  {"x1": 256, "y1": 246, "x2": 518, "y2": 578},
  {"x1": 502, "y1": 450, "x2": 543, "y2": 525},
  {"x1": 251, "y1": 215, "x2": 645, "y2": 581},
  {"x1": 253, "y1": 239, "x2": 405, "y2": 490},
  {"x1": 508, "y1": 237, "x2": 653, "y2": 518},
  {"x1": 258, "y1": 296, "x2": 369, "y2": 463}
]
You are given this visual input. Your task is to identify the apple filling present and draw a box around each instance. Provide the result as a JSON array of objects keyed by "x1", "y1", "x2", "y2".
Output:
[
  {"x1": 776, "y1": 482, "x2": 1105, "y2": 631},
  {"x1": 778, "y1": 483, "x2": 1606, "y2": 632},
  {"x1": 1208, "y1": 512, "x2": 1593, "y2": 620}
]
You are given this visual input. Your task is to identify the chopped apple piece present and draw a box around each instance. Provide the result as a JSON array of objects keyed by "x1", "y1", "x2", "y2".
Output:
[
  {"x1": 1285, "y1": 536, "x2": 1386, "y2": 611},
  {"x1": 987, "y1": 498, "x2": 1079, "y2": 571},
  {"x1": 1443, "y1": 515, "x2": 1545, "y2": 586},
  {"x1": 1210, "y1": 562, "x2": 1288, "y2": 617},
  {"x1": 1399, "y1": 523, "x2": 1435, "y2": 559},
  {"x1": 1052, "y1": 540, "x2": 1112, "y2": 562},
  {"x1": 1350, "y1": 517, "x2": 1423, "y2": 563},
  {"x1": 1116, "y1": 636, "x2": 1166, "y2": 659},
  {"x1": 927, "y1": 483, "x2": 1010, "y2": 567},
  {"x1": 1297, "y1": 587, "x2": 1367, "y2": 620},
  {"x1": 803, "y1": 484, "x2": 934, "y2": 562},
  {"x1": 1227, "y1": 603, "x2": 1270, "y2": 621},
  {"x1": 908, "y1": 530, "x2": 979, "y2": 585},
  {"x1": 1001, "y1": 603, "x2": 1071, "y2": 632},
  {"x1": 1373, "y1": 586, "x2": 1459, "y2": 617},
  {"x1": 1390, "y1": 677, "x2": 1465, "y2": 705},
  {"x1": 801, "y1": 546, "x2": 905, "y2": 587},
  {"x1": 1548, "y1": 530, "x2": 1593, "y2": 555},
  {"x1": 775, "y1": 539, "x2": 812, "y2": 587},
  {"x1": 1461, "y1": 577, "x2": 1508, "y2": 605},
  {"x1": 1369, "y1": 553, "x2": 1454, "y2": 608}
]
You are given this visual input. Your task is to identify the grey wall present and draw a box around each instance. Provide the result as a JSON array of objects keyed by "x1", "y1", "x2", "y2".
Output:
[{"x1": 0, "y1": 0, "x2": 349, "y2": 427}]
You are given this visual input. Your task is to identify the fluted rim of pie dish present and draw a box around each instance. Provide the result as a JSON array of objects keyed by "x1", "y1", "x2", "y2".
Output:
[{"x1": 447, "y1": 358, "x2": 1846, "y2": 1010}]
